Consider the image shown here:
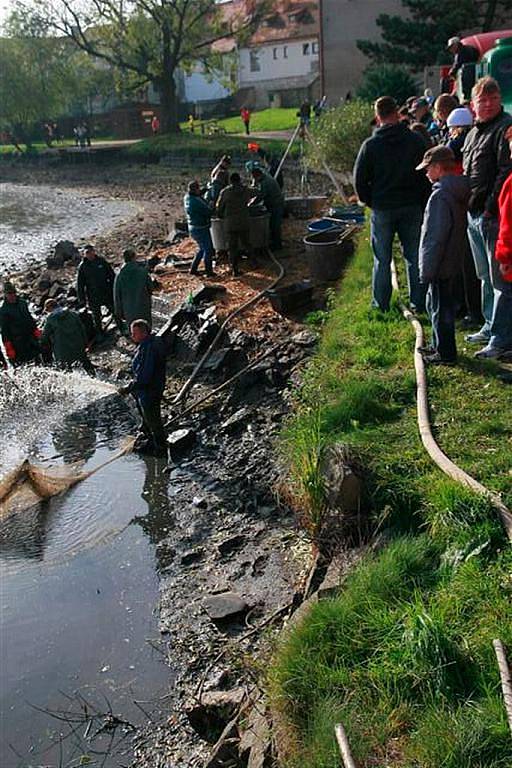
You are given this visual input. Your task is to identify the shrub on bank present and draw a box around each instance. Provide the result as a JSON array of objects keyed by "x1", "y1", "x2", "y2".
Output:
[
  {"x1": 307, "y1": 100, "x2": 374, "y2": 174},
  {"x1": 271, "y1": 227, "x2": 512, "y2": 767}
]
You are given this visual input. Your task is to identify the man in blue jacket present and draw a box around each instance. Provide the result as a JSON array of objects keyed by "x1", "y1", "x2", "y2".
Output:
[
  {"x1": 184, "y1": 180, "x2": 215, "y2": 277},
  {"x1": 120, "y1": 319, "x2": 167, "y2": 457},
  {"x1": 353, "y1": 96, "x2": 427, "y2": 313}
]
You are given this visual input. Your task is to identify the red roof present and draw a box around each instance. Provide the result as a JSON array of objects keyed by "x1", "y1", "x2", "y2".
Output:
[{"x1": 213, "y1": 0, "x2": 318, "y2": 52}]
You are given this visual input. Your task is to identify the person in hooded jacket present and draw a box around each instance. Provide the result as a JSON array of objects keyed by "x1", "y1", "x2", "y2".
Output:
[
  {"x1": 417, "y1": 146, "x2": 471, "y2": 364},
  {"x1": 353, "y1": 96, "x2": 428, "y2": 312},
  {"x1": 0, "y1": 281, "x2": 40, "y2": 365},
  {"x1": 114, "y1": 249, "x2": 153, "y2": 332},
  {"x1": 41, "y1": 298, "x2": 95, "y2": 376}
]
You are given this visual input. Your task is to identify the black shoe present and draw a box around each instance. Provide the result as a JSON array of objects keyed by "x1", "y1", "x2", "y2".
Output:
[
  {"x1": 423, "y1": 352, "x2": 457, "y2": 366},
  {"x1": 189, "y1": 267, "x2": 199, "y2": 276},
  {"x1": 418, "y1": 345, "x2": 436, "y2": 355}
]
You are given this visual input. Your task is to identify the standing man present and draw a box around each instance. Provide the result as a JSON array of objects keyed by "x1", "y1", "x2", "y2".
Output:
[
  {"x1": 241, "y1": 107, "x2": 251, "y2": 136},
  {"x1": 114, "y1": 249, "x2": 153, "y2": 332},
  {"x1": 463, "y1": 76, "x2": 512, "y2": 358},
  {"x1": 353, "y1": 96, "x2": 427, "y2": 312},
  {"x1": 120, "y1": 320, "x2": 167, "y2": 458},
  {"x1": 41, "y1": 299, "x2": 95, "y2": 376},
  {"x1": 251, "y1": 167, "x2": 285, "y2": 251},
  {"x1": 0, "y1": 281, "x2": 40, "y2": 365},
  {"x1": 184, "y1": 180, "x2": 215, "y2": 277},
  {"x1": 216, "y1": 172, "x2": 253, "y2": 276},
  {"x1": 151, "y1": 115, "x2": 160, "y2": 135},
  {"x1": 77, "y1": 244, "x2": 116, "y2": 337},
  {"x1": 447, "y1": 36, "x2": 479, "y2": 99}
]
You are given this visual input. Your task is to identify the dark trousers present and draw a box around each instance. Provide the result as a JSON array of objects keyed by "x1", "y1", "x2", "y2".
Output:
[
  {"x1": 91, "y1": 300, "x2": 115, "y2": 333},
  {"x1": 462, "y1": 236, "x2": 482, "y2": 322},
  {"x1": 227, "y1": 227, "x2": 251, "y2": 274},
  {"x1": 270, "y1": 207, "x2": 284, "y2": 250},
  {"x1": 427, "y1": 278, "x2": 457, "y2": 361},
  {"x1": 138, "y1": 397, "x2": 166, "y2": 451},
  {"x1": 244, "y1": 121, "x2": 250, "y2": 135}
]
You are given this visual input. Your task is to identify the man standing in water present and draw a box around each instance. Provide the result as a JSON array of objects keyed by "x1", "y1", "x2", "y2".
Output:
[
  {"x1": 77, "y1": 245, "x2": 116, "y2": 337},
  {"x1": 119, "y1": 319, "x2": 168, "y2": 458},
  {"x1": 0, "y1": 281, "x2": 40, "y2": 366},
  {"x1": 114, "y1": 249, "x2": 153, "y2": 333},
  {"x1": 41, "y1": 299, "x2": 95, "y2": 376}
]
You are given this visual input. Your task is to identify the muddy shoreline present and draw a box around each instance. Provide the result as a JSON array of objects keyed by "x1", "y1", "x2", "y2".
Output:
[{"x1": 2, "y1": 163, "x2": 327, "y2": 765}]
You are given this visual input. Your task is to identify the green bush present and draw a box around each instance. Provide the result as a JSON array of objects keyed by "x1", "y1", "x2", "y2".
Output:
[
  {"x1": 307, "y1": 100, "x2": 374, "y2": 174},
  {"x1": 357, "y1": 63, "x2": 419, "y2": 106}
]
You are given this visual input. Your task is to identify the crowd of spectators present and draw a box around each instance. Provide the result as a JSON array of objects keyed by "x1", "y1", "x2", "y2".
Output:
[{"x1": 354, "y1": 76, "x2": 512, "y2": 367}]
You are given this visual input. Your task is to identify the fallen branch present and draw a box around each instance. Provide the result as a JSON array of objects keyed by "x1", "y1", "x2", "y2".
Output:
[
  {"x1": 493, "y1": 638, "x2": 512, "y2": 736},
  {"x1": 335, "y1": 722, "x2": 357, "y2": 768}
]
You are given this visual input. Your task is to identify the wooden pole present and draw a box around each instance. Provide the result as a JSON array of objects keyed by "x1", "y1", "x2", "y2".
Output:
[
  {"x1": 334, "y1": 723, "x2": 357, "y2": 768},
  {"x1": 493, "y1": 639, "x2": 512, "y2": 736},
  {"x1": 273, "y1": 121, "x2": 301, "y2": 181}
]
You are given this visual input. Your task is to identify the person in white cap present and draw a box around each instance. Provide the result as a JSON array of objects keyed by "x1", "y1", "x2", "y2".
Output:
[
  {"x1": 447, "y1": 37, "x2": 479, "y2": 98},
  {"x1": 446, "y1": 107, "x2": 474, "y2": 165}
]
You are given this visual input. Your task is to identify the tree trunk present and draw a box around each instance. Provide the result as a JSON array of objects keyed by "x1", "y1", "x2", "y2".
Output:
[{"x1": 159, "y1": 19, "x2": 179, "y2": 133}]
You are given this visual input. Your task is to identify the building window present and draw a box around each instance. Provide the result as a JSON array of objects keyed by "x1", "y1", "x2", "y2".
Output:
[
  {"x1": 283, "y1": 45, "x2": 288, "y2": 59},
  {"x1": 250, "y1": 50, "x2": 260, "y2": 72},
  {"x1": 312, "y1": 41, "x2": 319, "y2": 54},
  {"x1": 302, "y1": 43, "x2": 310, "y2": 55},
  {"x1": 273, "y1": 47, "x2": 278, "y2": 60}
]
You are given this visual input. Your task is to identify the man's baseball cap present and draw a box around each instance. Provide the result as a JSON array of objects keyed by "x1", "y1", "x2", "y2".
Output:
[
  {"x1": 412, "y1": 97, "x2": 428, "y2": 110},
  {"x1": 447, "y1": 36, "x2": 461, "y2": 48},
  {"x1": 447, "y1": 107, "x2": 473, "y2": 127},
  {"x1": 3, "y1": 281, "x2": 16, "y2": 295},
  {"x1": 416, "y1": 145, "x2": 456, "y2": 170}
]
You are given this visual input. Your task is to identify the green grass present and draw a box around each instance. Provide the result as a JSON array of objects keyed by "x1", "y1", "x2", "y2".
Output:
[
  {"x1": 180, "y1": 107, "x2": 298, "y2": 134},
  {"x1": 125, "y1": 130, "x2": 290, "y2": 160},
  {"x1": 270, "y1": 226, "x2": 512, "y2": 767}
]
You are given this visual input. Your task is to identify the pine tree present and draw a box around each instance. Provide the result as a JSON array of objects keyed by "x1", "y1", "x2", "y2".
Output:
[{"x1": 358, "y1": 0, "x2": 512, "y2": 70}]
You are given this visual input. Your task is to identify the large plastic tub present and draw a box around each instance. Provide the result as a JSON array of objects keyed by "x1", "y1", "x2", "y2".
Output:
[
  {"x1": 303, "y1": 230, "x2": 354, "y2": 283},
  {"x1": 210, "y1": 218, "x2": 228, "y2": 251}
]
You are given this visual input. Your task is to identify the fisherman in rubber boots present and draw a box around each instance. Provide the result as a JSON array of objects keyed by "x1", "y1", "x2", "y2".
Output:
[
  {"x1": 114, "y1": 248, "x2": 153, "y2": 334},
  {"x1": 0, "y1": 281, "x2": 41, "y2": 366},
  {"x1": 250, "y1": 166, "x2": 285, "y2": 250},
  {"x1": 41, "y1": 298, "x2": 96, "y2": 376},
  {"x1": 76, "y1": 244, "x2": 116, "y2": 339},
  {"x1": 119, "y1": 319, "x2": 168, "y2": 458}
]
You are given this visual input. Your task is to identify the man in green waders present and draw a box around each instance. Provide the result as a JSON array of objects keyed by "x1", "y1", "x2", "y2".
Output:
[
  {"x1": 77, "y1": 244, "x2": 116, "y2": 337},
  {"x1": 114, "y1": 249, "x2": 153, "y2": 333},
  {"x1": 41, "y1": 299, "x2": 95, "y2": 376},
  {"x1": 0, "y1": 281, "x2": 41, "y2": 366},
  {"x1": 250, "y1": 167, "x2": 285, "y2": 250}
]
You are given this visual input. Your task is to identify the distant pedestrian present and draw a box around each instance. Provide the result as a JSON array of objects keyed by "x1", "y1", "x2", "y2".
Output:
[
  {"x1": 114, "y1": 249, "x2": 153, "y2": 331},
  {"x1": 77, "y1": 245, "x2": 116, "y2": 337},
  {"x1": 216, "y1": 172, "x2": 253, "y2": 276},
  {"x1": 188, "y1": 114, "x2": 195, "y2": 133},
  {"x1": 416, "y1": 146, "x2": 471, "y2": 364},
  {"x1": 41, "y1": 299, "x2": 95, "y2": 376},
  {"x1": 184, "y1": 180, "x2": 215, "y2": 277},
  {"x1": 0, "y1": 282, "x2": 41, "y2": 366},
  {"x1": 241, "y1": 107, "x2": 251, "y2": 135},
  {"x1": 119, "y1": 319, "x2": 168, "y2": 458},
  {"x1": 353, "y1": 96, "x2": 427, "y2": 312},
  {"x1": 298, "y1": 99, "x2": 311, "y2": 130},
  {"x1": 151, "y1": 115, "x2": 160, "y2": 135}
]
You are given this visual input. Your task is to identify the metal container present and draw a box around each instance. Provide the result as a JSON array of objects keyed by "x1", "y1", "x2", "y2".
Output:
[
  {"x1": 210, "y1": 218, "x2": 228, "y2": 251},
  {"x1": 303, "y1": 230, "x2": 354, "y2": 283},
  {"x1": 249, "y1": 212, "x2": 270, "y2": 248},
  {"x1": 286, "y1": 196, "x2": 329, "y2": 219}
]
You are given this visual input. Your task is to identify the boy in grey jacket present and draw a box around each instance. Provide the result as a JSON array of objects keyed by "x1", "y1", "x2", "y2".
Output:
[{"x1": 417, "y1": 146, "x2": 471, "y2": 364}]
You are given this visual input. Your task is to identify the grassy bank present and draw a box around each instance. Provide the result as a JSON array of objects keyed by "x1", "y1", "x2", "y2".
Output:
[
  {"x1": 269, "y1": 226, "x2": 512, "y2": 767},
  {"x1": 179, "y1": 107, "x2": 298, "y2": 134},
  {"x1": 125, "y1": 131, "x2": 290, "y2": 160}
]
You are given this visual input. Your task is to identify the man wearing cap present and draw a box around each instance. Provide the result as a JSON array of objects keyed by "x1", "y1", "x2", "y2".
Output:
[
  {"x1": 251, "y1": 166, "x2": 285, "y2": 250},
  {"x1": 447, "y1": 37, "x2": 479, "y2": 75},
  {"x1": 353, "y1": 96, "x2": 428, "y2": 313},
  {"x1": 114, "y1": 248, "x2": 153, "y2": 332},
  {"x1": 463, "y1": 76, "x2": 512, "y2": 359},
  {"x1": 216, "y1": 172, "x2": 253, "y2": 277},
  {"x1": 184, "y1": 180, "x2": 216, "y2": 277},
  {"x1": 417, "y1": 146, "x2": 471, "y2": 364},
  {"x1": 0, "y1": 282, "x2": 40, "y2": 365},
  {"x1": 76, "y1": 245, "x2": 116, "y2": 337},
  {"x1": 41, "y1": 298, "x2": 95, "y2": 375}
]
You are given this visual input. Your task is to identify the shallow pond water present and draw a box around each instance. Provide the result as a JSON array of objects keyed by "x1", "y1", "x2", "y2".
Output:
[
  {"x1": 0, "y1": 394, "x2": 174, "y2": 767},
  {"x1": 0, "y1": 183, "x2": 137, "y2": 277}
]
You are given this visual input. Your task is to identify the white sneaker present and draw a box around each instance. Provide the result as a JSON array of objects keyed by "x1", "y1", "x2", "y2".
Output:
[
  {"x1": 466, "y1": 330, "x2": 491, "y2": 344},
  {"x1": 474, "y1": 345, "x2": 507, "y2": 359}
]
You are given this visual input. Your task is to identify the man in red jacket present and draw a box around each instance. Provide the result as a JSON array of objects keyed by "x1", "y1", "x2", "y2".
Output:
[{"x1": 496, "y1": 126, "x2": 512, "y2": 283}]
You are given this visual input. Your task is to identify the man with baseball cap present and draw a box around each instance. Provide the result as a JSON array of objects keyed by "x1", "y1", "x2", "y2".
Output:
[
  {"x1": 416, "y1": 145, "x2": 471, "y2": 364},
  {"x1": 447, "y1": 36, "x2": 479, "y2": 98}
]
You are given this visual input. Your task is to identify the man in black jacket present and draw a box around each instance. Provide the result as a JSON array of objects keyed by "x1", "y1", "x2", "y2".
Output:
[
  {"x1": 76, "y1": 245, "x2": 115, "y2": 336},
  {"x1": 463, "y1": 77, "x2": 512, "y2": 358},
  {"x1": 353, "y1": 96, "x2": 427, "y2": 312}
]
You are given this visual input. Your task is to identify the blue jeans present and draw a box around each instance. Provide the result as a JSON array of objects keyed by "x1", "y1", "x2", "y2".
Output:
[
  {"x1": 426, "y1": 278, "x2": 457, "y2": 361},
  {"x1": 370, "y1": 206, "x2": 425, "y2": 312},
  {"x1": 466, "y1": 213, "x2": 494, "y2": 336},
  {"x1": 189, "y1": 226, "x2": 214, "y2": 273}
]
